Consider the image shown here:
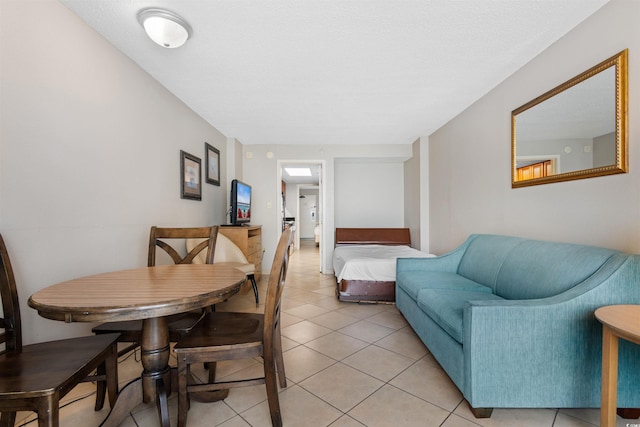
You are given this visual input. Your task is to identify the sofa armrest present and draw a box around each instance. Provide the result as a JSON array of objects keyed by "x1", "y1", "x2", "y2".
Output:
[
  {"x1": 461, "y1": 254, "x2": 640, "y2": 408},
  {"x1": 397, "y1": 235, "x2": 477, "y2": 273}
]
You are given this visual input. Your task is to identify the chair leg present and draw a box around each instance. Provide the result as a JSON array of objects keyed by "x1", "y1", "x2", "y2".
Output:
[
  {"x1": 0, "y1": 412, "x2": 16, "y2": 427},
  {"x1": 36, "y1": 395, "x2": 58, "y2": 427},
  {"x1": 273, "y1": 327, "x2": 287, "y2": 388},
  {"x1": 94, "y1": 362, "x2": 107, "y2": 411},
  {"x1": 207, "y1": 361, "x2": 217, "y2": 384},
  {"x1": 249, "y1": 274, "x2": 259, "y2": 304},
  {"x1": 177, "y1": 360, "x2": 189, "y2": 427},
  {"x1": 93, "y1": 343, "x2": 118, "y2": 410},
  {"x1": 106, "y1": 342, "x2": 119, "y2": 408},
  {"x1": 263, "y1": 353, "x2": 282, "y2": 427}
]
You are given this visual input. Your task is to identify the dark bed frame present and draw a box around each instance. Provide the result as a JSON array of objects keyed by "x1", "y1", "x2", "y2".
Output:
[{"x1": 334, "y1": 228, "x2": 411, "y2": 303}]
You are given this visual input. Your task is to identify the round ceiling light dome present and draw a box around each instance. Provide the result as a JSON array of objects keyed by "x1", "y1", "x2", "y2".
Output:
[{"x1": 137, "y1": 8, "x2": 192, "y2": 49}]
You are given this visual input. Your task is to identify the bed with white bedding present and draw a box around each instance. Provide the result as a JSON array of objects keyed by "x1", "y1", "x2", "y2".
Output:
[{"x1": 333, "y1": 228, "x2": 432, "y2": 302}]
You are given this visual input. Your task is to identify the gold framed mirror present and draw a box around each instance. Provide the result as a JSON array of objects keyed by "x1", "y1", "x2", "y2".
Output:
[{"x1": 512, "y1": 49, "x2": 627, "y2": 188}]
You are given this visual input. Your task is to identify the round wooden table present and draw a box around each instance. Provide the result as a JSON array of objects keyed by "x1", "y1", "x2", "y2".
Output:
[
  {"x1": 594, "y1": 304, "x2": 640, "y2": 427},
  {"x1": 28, "y1": 264, "x2": 246, "y2": 427}
]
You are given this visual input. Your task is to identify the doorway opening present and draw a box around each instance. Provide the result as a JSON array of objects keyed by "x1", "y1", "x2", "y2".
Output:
[{"x1": 277, "y1": 161, "x2": 325, "y2": 273}]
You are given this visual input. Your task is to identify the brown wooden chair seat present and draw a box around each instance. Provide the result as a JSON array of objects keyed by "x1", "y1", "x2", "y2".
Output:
[
  {"x1": 92, "y1": 225, "x2": 219, "y2": 347},
  {"x1": 0, "y1": 233, "x2": 120, "y2": 427},
  {"x1": 173, "y1": 229, "x2": 293, "y2": 427}
]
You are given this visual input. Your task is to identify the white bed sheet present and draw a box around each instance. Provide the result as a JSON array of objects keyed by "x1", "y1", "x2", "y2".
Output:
[{"x1": 332, "y1": 244, "x2": 433, "y2": 282}]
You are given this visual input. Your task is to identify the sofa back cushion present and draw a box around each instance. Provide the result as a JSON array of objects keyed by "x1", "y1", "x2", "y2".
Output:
[
  {"x1": 495, "y1": 240, "x2": 618, "y2": 299},
  {"x1": 458, "y1": 235, "x2": 620, "y2": 299},
  {"x1": 457, "y1": 235, "x2": 525, "y2": 292}
]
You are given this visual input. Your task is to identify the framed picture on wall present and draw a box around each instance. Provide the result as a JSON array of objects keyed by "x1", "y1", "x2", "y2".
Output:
[
  {"x1": 180, "y1": 150, "x2": 201, "y2": 200},
  {"x1": 205, "y1": 142, "x2": 220, "y2": 186}
]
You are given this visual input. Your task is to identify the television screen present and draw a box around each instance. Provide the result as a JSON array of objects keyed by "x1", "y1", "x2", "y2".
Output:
[{"x1": 230, "y1": 179, "x2": 251, "y2": 225}]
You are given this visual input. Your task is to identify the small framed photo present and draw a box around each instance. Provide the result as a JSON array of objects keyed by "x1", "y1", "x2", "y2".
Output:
[
  {"x1": 180, "y1": 150, "x2": 201, "y2": 200},
  {"x1": 205, "y1": 143, "x2": 220, "y2": 186}
]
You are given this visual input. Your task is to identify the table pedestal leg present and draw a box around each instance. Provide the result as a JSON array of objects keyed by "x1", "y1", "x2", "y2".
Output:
[
  {"x1": 141, "y1": 317, "x2": 171, "y2": 401},
  {"x1": 141, "y1": 317, "x2": 172, "y2": 427},
  {"x1": 601, "y1": 326, "x2": 618, "y2": 427},
  {"x1": 100, "y1": 317, "x2": 173, "y2": 427},
  {"x1": 100, "y1": 379, "x2": 143, "y2": 427}
]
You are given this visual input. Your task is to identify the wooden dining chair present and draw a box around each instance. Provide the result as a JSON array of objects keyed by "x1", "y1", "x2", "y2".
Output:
[
  {"x1": 0, "y1": 234, "x2": 120, "y2": 427},
  {"x1": 174, "y1": 229, "x2": 293, "y2": 427},
  {"x1": 92, "y1": 226, "x2": 219, "y2": 351}
]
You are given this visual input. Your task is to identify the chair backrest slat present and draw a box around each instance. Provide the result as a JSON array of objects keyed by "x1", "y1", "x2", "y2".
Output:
[
  {"x1": 263, "y1": 230, "x2": 293, "y2": 345},
  {"x1": 148, "y1": 226, "x2": 219, "y2": 267},
  {"x1": 0, "y1": 234, "x2": 22, "y2": 353}
]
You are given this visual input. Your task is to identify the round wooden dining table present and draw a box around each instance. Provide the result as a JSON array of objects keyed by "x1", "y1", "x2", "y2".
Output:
[{"x1": 28, "y1": 263, "x2": 246, "y2": 427}]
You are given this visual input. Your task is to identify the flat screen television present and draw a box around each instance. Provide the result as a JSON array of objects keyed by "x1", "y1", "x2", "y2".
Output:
[{"x1": 230, "y1": 179, "x2": 251, "y2": 225}]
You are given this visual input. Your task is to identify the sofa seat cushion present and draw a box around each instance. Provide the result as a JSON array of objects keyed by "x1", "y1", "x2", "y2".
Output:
[
  {"x1": 417, "y1": 289, "x2": 504, "y2": 344},
  {"x1": 396, "y1": 271, "x2": 493, "y2": 301}
]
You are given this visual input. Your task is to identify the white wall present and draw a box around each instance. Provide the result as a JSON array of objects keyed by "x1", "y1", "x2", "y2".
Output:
[
  {"x1": 335, "y1": 159, "x2": 405, "y2": 229},
  {"x1": 404, "y1": 139, "x2": 422, "y2": 249},
  {"x1": 403, "y1": 136, "x2": 431, "y2": 253},
  {"x1": 593, "y1": 133, "x2": 616, "y2": 167},
  {"x1": 428, "y1": 0, "x2": 640, "y2": 254},
  {"x1": 419, "y1": 136, "x2": 430, "y2": 253},
  {"x1": 241, "y1": 144, "x2": 412, "y2": 274},
  {"x1": 284, "y1": 184, "x2": 298, "y2": 219},
  {"x1": 299, "y1": 190, "x2": 319, "y2": 238},
  {"x1": 0, "y1": 0, "x2": 229, "y2": 344}
]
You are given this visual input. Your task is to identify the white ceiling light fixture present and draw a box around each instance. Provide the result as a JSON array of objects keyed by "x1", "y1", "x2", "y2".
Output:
[
  {"x1": 137, "y1": 8, "x2": 192, "y2": 49},
  {"x1": 284, "y1": 168, "x2": 312, "y2": 177}
]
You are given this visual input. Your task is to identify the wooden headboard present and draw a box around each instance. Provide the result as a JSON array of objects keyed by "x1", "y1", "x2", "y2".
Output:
[{"x1": 335, "y1": 228, "x2": 411, "y2": 246}]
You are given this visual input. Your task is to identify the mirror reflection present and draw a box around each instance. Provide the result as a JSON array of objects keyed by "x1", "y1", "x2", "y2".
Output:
[{"x1": 512, "y1": 49, "x2": 627, "y2": 187}]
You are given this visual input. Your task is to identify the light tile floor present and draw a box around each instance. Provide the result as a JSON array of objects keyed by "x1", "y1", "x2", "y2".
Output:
[{"x1": 15, "y1": 240, "x2": 636, "y2": 426}]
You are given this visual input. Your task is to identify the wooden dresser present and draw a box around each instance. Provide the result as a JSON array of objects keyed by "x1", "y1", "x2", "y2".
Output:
[{"x1": 219, "y1": 225, "x2": 263, "y2": 279}]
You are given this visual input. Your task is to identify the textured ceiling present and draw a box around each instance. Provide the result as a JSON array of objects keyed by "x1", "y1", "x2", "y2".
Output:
[{"x1": 59, "y1": 0, "x2": 609, "y2": 146}]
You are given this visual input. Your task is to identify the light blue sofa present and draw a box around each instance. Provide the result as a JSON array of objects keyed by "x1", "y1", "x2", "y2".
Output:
[{"x1": 396, "y1": 234, "x2": 640, "y2": 417}]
